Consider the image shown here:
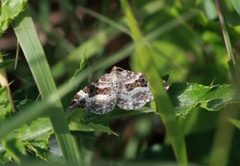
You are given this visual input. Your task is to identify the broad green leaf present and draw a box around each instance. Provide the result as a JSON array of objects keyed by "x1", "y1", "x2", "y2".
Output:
[
  {"x1": 169, "y1": 83, "x2": 240, "y2": 116},
  {"x1": 0, "y1": 0, "x2": 28, "y2": 36},
  {"x1": 16, "y1": 117, "x2": 53, "y2": 160}
]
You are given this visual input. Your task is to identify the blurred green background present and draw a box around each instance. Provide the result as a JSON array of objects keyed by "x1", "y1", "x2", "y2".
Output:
[{"x1": 1, "y1": 0, "x2": 240, "y2": 165}]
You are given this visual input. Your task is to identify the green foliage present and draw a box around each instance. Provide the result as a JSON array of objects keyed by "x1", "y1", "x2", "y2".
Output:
[
  {"x1": 68, "y1": 110, "x2": 117, "y2": 135},
  {"x1": 0, "y1": 86, "x2": 26, "y2": 164},
  {"x1": 0, "y1": 0, "x2": 240, "y2": 165},
  {"x1": 169, "y1": 83, "x2": 240, "y2": 116},
  {"x1": 1, "y1": 135, "x2": 26, "y2": 164},
  {"x1": 0, "y1": 0, "x2": 28, "y2": 36},
  {"x1": 0, "y1": 87, "x2": 11, "y2": 120},
  {"x1": 0, "y1": 58, "x2": 15, "y2": 69},
  {"x1": 16, "y1": 117, "x2": 53, "y2": 160}
]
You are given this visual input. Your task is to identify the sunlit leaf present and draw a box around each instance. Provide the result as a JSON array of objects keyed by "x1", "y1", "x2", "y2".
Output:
[
  {"x1": 0, "y1": 0, "x2": 28, "y2": 36},
  {"x1": 16, "y1": 117, "x2": 53, "y2": 160},
  {"x1": 169, "y1": 83, "x2": 240, "y2": 116}
]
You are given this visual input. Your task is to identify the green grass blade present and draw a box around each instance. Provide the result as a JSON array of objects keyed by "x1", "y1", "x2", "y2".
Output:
[
  {"x1": 208, "y1": 1, "x2": 240, "y2": 165},
  {"x1": 120, "y1": 0, "x2": 188, "y2": 165},
  {"x1": 12, "y1": 9, "x2": 81, "y2": 164},
  {"x1": 78, "y1": 6, "x2": 130, "y2": 35},
  {"x1": 215, "y1": 0, "x2": 240, "y2": 84}
]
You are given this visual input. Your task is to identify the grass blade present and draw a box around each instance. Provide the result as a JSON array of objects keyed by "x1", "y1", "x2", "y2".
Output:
[
  {"x1": 120, "y1": 0, "x2": 188, "y2": 165},
  {"x1": 12, "y1": 9, "x2": 81, "y2": 164}
]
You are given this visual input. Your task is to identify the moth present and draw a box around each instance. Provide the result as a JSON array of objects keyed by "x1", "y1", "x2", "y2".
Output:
[{"x1": 70, "y1": 66, "x2": 166, "y2": 114}]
